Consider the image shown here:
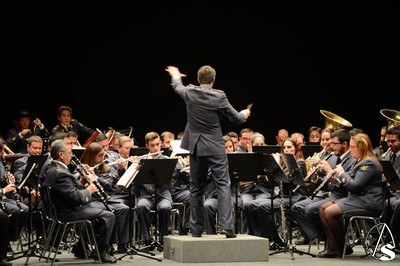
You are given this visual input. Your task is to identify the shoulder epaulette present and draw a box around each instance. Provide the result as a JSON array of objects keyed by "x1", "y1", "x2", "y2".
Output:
[{"x1": 213, "y1": 89, "x2": 224, "y2": 93}]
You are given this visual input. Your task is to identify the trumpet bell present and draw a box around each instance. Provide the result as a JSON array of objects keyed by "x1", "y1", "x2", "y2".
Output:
[
  {"x1": 320, "y1": 109, "x2": 352, "y2": 130},
  {"x1": 380, "y1": 109, "x2": 400, "y2": 130}
]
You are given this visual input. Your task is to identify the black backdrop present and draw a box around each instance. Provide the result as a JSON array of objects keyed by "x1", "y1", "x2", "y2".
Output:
[{"x1": 1, "y1": 2, "x2": 398, "y2": 147}]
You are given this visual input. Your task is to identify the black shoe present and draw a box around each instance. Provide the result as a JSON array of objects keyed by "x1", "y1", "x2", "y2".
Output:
[
  {"x1": 0, "y1": 258, "x2": 12, "y2": 266},
  {"x1": 141, "y1": 240, "x2": 155, "y2": 252},
  {"x1": 93, "y1": 251, "x2": 117, "y2": 263},
  {"x1": 294, "y1": 236, "x2": 310, "y2": 245},
  {"x1": 191, "y1": 233, "x2": 202, "y2": 237},
  {"x1": 318, "y1": 249, "x2": 340, "y2": 258},
  {"x1": 345, "y1": 246, "x2": 353, "y2": 255},
  {"x1": 116, "y1": 244, "x2": 127, "y2": 254},
  {"x1": 220, "y1": 229, "x2": 237, "y2": 238},
  {"x1": 6, "y1": 244, "x2": 14, "y2": 260},
  {"x1": 179, "y1": 228, "x2": 189, "y2": 235},
  {"x1": 72, "y1": 244, "x2": 90, "y2": 259}
]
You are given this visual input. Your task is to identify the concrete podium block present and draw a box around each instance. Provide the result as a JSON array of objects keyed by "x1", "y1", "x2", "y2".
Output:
[{"x1": 163, "y1": 234, "x2": 269, "y2": 263}]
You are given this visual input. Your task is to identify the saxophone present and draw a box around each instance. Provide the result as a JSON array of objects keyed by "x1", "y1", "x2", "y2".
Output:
[{"x1": 278, "y1": 181, "x2": 287, "y2": 244}]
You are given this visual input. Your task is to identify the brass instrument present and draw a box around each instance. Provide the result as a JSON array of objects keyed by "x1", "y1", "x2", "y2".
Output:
[
  {"x1": 3, "y1": 144, "x2": 14, "y2": 154},
  {"x1": 320, "y1": 110, "x2": 352, "y2": 130},
  {"x1": 71, "y1": 155, "x2": 114, "y2": 212},
  {"x1": 310, "y1": 157, "x2": 349, "y2": 199},
  {"x1": 380, "y1": 109, "x2": 400, "y2": 130},
  {"x1": 293, "y1": 152, "x2": 334, "y2": 193}
]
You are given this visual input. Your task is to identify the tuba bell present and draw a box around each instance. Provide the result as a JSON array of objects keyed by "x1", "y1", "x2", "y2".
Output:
[
  {"x1": 380, "y1": 109, "x2": 400, "y2": 130},
  {"x1": 320, "y1": 110, "x2": 353, "y2": 130}
]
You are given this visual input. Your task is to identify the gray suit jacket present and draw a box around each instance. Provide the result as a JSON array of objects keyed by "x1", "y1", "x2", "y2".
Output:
[{"x1": 171, "y1": 80, "x2": 247, "y2": 156}]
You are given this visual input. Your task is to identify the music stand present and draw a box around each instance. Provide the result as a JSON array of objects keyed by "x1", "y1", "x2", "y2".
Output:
[
  {"x1": 379, "y1": 160, "x2": 400, "y2": 221},
  {"x1": 134, "y1": 158, "x2": 177, "y2": 257},
  {"x1": 130, "y1": 147, "x2": 149, "y2": 157},
  {"x1": 301, "y1": 145, "x2": 323, "y2": 159},
  {"x1": 258, "y1": 153, "x2": 288, "y2": 253},
  {"x1": 12, "y1": 155, "x2": 49, "y2": 264},
  {"x1": 273, "y1": 154, "x2": 316, "y2": 259},
  {"x1": 115, "y1": 162, "x2": 160, "y2": 262},
  {"x1": 252, "y1": 145, "x2": 281, "y2": 154},
  {"x1": 227, "y1": 153, "x2": 259, "y2": 233}
]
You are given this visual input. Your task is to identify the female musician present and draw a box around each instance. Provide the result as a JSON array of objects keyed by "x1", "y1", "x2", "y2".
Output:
[
  {"x1": 246, "y1": 137, "x2": 307, "y2": 249},
  {"x1": 80, "y1": 142, "x2": 130, "y2": 254},
  {"x1": 318, "y1": 133, "x2": 383, "y2": 258}
]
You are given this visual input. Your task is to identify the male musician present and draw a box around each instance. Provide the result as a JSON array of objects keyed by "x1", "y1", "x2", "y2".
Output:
[
  {"x1": 43, "y1": 139, "x2": 117, "y2": 263},
  {"x1": 135, "y1": 132, "x2": 173, "y2": 251},
  {"x1": 292, "y1": 128, "x2": 356, "y2": 249},
  {"x1": 6, "y1": 109, "x2": 50, "y2": 154},
  {"x1": 50, "y1": 105, "x2": 95, "y2": 145},
  {"x1": 381, "y1": 126, "x2": 400, "y2": 226},
  {"x1": 0, "y1": 211, "x2": 12, "y2": 266},
  {"x1": 0, "y1": 141, "x2": 29, "y2": 251}
]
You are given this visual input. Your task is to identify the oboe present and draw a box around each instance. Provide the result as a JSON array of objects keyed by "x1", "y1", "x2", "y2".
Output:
[{"x1": 70, "y1": 155, "x2": 114, "y2": 212}]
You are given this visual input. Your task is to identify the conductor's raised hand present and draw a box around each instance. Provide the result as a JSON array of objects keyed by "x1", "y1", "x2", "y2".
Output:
[
  {"x1": 165, "y1": 66, "x2": 187, "y2": 79},
  {"x1": 240, "y1": 109, "x2": 251, "y2": 118}
]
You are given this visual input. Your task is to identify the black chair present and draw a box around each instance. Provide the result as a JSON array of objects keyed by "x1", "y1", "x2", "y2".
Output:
[
  {"x1": 341, "y1": 199, "x2": 386, "y2": 259},
  {"x1": 40, "y1": 185, "x2": 102, "y2": 264}
]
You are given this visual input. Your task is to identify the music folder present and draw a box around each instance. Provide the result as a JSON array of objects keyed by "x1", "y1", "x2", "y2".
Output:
[
  {"x1": 117, "y1": 161, "x2": 140, "y2": 188},
  {"x1": 379, "y1": 160, "x2": 400, "y2": 190},
  {"x1": 281, "y1": 153, "x2": 304, "y2": 186}
]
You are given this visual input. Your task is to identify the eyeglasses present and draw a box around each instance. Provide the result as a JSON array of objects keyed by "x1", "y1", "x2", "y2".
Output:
[{"x1": 330, "y1": 142, "x2": 341, "y2": 145}]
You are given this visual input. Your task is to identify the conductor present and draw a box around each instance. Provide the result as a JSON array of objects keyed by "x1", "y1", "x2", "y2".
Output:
[{"x1": 165, "y1": 65, "x2": 250, "y2": 238}]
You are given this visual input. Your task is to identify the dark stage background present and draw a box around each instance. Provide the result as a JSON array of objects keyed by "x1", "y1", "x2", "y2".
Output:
[{"x1": 1, "y1": 2, "x2": 398, "y2": 147}]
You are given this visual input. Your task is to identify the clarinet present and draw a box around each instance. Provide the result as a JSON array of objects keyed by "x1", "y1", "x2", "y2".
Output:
[
  {"x1": 310, "y1": 157, "x2": 349, "y2": 199},
  {"x1": 70, "y1": 155, "x2": 114, "y2": 213},
  {"x1": 4, "y1": 164, "x2": 24, "y2": 212}
]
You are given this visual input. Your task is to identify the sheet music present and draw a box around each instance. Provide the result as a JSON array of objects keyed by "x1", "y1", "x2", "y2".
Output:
[
  {"x1": 116, "y1": 161, "x2": 140, "y2": 188},
  {"x1": 170, "y1": 139, "x2": 189, "y2": 156}
]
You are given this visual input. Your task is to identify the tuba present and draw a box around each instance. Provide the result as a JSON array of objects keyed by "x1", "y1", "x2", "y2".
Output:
[
  {"x1": 380, "y1": 109, "x2": 400, "y2": 130},
  {"x1": 320, "y1": 110, "x2": 352, "y2": 130}
]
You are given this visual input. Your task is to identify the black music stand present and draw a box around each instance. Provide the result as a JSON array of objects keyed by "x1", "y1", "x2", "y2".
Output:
[
  {"x1": 258, "y1": 153, "x2": 287, "y2": 247},
  {"x1": 227, "y1": 153, "x2": 259, "y2": 234},
  {"x1": 273, "y1": 154, "x2": 316, "y2": 259},
  {"x1": 115, "y1": 162, "x2": 160, "y2": 262},
  {"x1": 134, "y1": 158, "x2": 177, "y2": 258},
  {"x1": 379, "y1": 160, "x2": 400, "y2": 222},
  {"x1": 130, "y1": 147, "x2": 149, "y2": 157},
  {"x1": 12, "y1": 155, "x2": 49, "y2": 264},
  {"x1": 252, "y1": 145, "x2": 281, "y2": 154},
  {"x1": 301, "y1": 145, "x2": 323, "y2": 159}
]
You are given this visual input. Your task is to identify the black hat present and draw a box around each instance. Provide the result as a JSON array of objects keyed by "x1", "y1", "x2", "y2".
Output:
[{"x1": 18, "y1": 109, "x2": 31, "y2": 119}]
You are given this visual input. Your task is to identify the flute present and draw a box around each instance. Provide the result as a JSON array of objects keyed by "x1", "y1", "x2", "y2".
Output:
[{"x1": 105, "y1": 150, "x2": 164, "y2": 167}]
